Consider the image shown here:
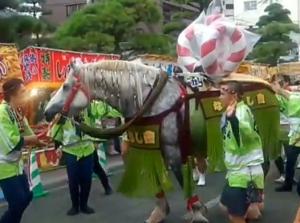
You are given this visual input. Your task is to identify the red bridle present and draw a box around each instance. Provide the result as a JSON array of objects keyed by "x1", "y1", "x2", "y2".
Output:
[{"x1": 62, "y1": 73, "x2": 91, "y2": 114}]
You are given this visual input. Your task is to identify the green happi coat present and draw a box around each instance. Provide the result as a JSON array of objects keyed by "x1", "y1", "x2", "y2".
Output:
[
  {"x1": 51, "y1": 101, "x2": 121, "y2": 158},
  {"x1": 221, "y1": 101, "x2": 264, "y2": 189},
  {"x1": 276, "y1": 94, "x2": 289, "y2": 143},
  {"x1": 285, "y1": 93, "x2": 300, "y2": 147},
  {"x1": 0, "y1": 102, "x2": 34, "y2": 180}
]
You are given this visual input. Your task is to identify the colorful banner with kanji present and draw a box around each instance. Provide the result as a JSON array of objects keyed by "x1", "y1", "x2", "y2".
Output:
[{"x1": 20, "y1": 47, "x2": 120, "y2": 83}]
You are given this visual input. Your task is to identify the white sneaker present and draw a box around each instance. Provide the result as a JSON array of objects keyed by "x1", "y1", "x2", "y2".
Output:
[
  {"x1": 193, "y1": 169, "x2": 200, "y2": 182},
  {"x1": 274, "y1": 175, "x2": 285, "y2": 184},
  {"x1": 197, "y1": 173, "x2": 206, "y2": 186}
]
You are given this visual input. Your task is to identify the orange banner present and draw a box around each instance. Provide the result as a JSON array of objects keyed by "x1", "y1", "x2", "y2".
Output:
[{"x1": 0, "y1": 44, "x2": 23, "y2": 97}]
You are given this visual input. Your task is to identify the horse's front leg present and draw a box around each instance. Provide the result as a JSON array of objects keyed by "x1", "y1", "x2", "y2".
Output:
[
  {"x1": 145, "y1": 191, "x2": 170, "y2": 223},
  {"x1": 161, "y1": 113, "x2": 208, "y2": 223},
  {"x1": 163, "y1": 144, "x2": 208, "y2": 223}
]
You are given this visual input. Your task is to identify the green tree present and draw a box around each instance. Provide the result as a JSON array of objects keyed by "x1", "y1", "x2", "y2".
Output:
[
  {"x1": 162, "y1": 0, "x2": 211, "y2": 55},
  {"x1": 55, "y1": 0, "x2": 171, "y2": 54},
  {"x1": 256, "y1": 3, "x2": 292, "y2": 27},
  {"x1": 0, "y1": 0, "x2": 19, "y2": 10},
  {"x1": 19, "y1": 0, "x2": 54, "y2": 46},
  {"x1": 252, "y1": 3, "x2": 299, "y2": 65},
  {"x1": 0, "y1": 0, "x2": 53, "y2": 48}
]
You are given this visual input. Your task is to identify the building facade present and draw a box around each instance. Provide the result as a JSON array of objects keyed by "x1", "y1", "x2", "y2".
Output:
[
  {"x1": 231, "y1": 0, "x2": 300, "y2": 27},
  {"x1": 42, "y1": 0, "x2": 201, "y2": 26},
  {"x1": 41, "y1": 0, "x2": 86, "y2": 25}
]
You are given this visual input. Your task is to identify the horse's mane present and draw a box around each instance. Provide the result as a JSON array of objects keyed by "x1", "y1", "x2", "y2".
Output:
[
  {"x1": 81, "y1": 60, "x2": 159, "y2": 73},
  {"x1": 77, "y1": 60, "x2": 161, "y2": 107}
]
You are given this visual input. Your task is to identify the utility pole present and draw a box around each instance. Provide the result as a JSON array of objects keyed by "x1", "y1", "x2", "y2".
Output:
[{"x1": 31, "y1": 0, "x2": 40, "y2": 46}]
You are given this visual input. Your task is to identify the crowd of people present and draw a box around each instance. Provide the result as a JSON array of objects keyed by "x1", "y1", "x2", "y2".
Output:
[
  {"x1": 0, "y1": 74, "x2": 299, "y2": 223},
  {"x1": 0, "y1": 78, "x2": 122, "y2": 223}
]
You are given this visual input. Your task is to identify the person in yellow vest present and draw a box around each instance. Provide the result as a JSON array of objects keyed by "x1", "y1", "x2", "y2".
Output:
[
  {"x1": 51, "y1": 101, "x2": 118, "y2": 216},
  {"x1": 219, "y1": 82, "x2": 264, "y2": 223},
  {"x1": 0, "y1": 78, "x2": 44, "y2": 223},
  {"x1": 272, "y1": 81, "x2": 300, "y2": 193},
  {"x1": 89, "y1": 101, "x2": 122, "y2": 195}
]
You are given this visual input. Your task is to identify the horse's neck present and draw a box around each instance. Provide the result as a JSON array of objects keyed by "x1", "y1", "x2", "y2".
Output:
[
  {"x1": 82, "y1": 71, "x2": 152, "y2": 117},
  {"x1": 146, "y1": 79, "x2": 181, "y2": 116},
  {"x1": 82, "y1": 71, "x2": 181, "y2": 118}
]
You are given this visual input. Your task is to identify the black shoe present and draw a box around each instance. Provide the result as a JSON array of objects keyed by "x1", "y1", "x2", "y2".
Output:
[
  {"x1": 67, "y1": 207, "x2": 79, "y2": 216},
  {"x1": 275, "y1": 184, "x2": 292, "y2": 192},
  {"x1": 80, "y1": 206, "x2": 95, "y2": 214},
  {"x1": 105, "y1": 187, "x2": 113, "y2": 195}
]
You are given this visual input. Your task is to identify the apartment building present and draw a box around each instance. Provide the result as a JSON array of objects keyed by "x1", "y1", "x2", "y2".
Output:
[
  {"x1": 42, "y1": 0, "x2": 200, "y2": 26},
  {"x1": 232, "y1": 0, "x2": 300, "y2": 26},
  {"x1": 41, "y1": 0, "x2": 86, "y2": 25}
]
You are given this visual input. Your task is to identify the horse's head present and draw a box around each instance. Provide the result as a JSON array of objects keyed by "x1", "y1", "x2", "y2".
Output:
[{"x1": 44, "y1": 62, "x2": 90, "y2": 122}]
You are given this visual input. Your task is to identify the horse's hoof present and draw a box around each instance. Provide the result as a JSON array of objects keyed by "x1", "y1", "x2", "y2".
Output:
[
  {"x1": 145, "y1": 206, "x2": 167, "y2": 223},
  {"x1": 184, "y1": 202, "x2": 209, "y2": 223},
  {"x1": 184, "y1": 213, "x2": 209, "y2": 223}
]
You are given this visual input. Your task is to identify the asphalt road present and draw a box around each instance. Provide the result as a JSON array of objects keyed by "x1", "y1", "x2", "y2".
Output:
[{"x1": 0, "y1": 164, "x2": 299, "y2": 223}]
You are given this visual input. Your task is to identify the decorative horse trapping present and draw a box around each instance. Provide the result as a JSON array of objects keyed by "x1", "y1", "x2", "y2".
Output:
[
  {"x1": 44, "y1": 60, "x2": 211, "y2": 222},
  {"x1": 43, "y1": 1, "x2": 279, "y2": 222},
  {"x1": 127, "y1": 124, "x2": 160, "y2": 149},
  {"x1": 43, "y1": 56, "x2": 281, "y2": 223}
]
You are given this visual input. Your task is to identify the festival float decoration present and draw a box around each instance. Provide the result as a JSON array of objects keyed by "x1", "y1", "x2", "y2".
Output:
[
  {"x1": 0, "y1": 43, "x2": 23, "y2": 100},
  {"x1": 137, "y1": 54, "x2": 177, "y2": 76},
  {"x1": 177, "y1": 11, "x2": 260, "y2": 76},
  {"x1": 175, "y1": 2, "x2": 280, "y2": 172},
  {"x1": 42, "y1": 1, "x2": 280, "y2": 220}
]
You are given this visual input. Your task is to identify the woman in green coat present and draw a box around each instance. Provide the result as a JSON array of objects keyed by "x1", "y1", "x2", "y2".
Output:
[{"x1": 0, "y1": 78, "x2": 43, "y2": 223}]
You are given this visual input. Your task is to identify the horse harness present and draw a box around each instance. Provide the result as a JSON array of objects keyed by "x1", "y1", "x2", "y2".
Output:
[
  {"x1": 60, "y1": 68, "x2": 205, "y2": 162},
  {"x1": 60, "y1": 68, "x2": 170, "y2": 138}
]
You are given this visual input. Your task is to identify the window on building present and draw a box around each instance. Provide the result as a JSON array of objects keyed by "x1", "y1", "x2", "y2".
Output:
[
  {"x1": 244, "y1": 1, "x2": 257, "y2": 11},
  {"x1": 66, "y1": 3, "x2": 85, "y2": 17},
  {"x1": 226, "y1": 4, "x2": 234, "y2": 10}
]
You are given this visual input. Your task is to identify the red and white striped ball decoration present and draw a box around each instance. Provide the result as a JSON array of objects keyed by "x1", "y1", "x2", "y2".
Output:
[{"x1": 177, "y1": 14, "x2": 247, "y2": 76}]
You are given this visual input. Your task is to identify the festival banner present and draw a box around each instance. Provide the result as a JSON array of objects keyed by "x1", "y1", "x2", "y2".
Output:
[
  {"x1": 22, "y1": 147, "x2": 64, "y2": 172},
  {"x1": 20, "y1": 46, "x2": 120, "y2": 83},
  {"x1": 0, "y1": 44, "x2": 23, "y2": 96}
]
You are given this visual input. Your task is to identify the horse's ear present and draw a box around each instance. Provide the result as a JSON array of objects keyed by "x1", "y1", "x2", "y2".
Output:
[
  {"x1": 70, "y1": 61, "x2": 76, "y2": 71},
  {"x1": 70, "y1": 58, "x2": 83, "y2": 74}
]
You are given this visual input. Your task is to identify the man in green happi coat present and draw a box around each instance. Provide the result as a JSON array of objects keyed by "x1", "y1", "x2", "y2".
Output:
[{"x1": 219, "y1": 81, "x2": 264, "y2": 223}]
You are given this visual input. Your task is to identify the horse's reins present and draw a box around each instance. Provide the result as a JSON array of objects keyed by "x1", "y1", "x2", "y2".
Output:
[
  {"x1": 62, "y1": 73, "x2": 91, "y2": 114},
  {"x1": 64, "y1": 70, "x2": 169, "y2": 139}
]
